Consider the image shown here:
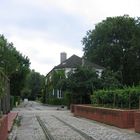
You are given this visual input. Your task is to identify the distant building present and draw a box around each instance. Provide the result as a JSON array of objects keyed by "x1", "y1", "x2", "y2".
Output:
[{"x1": 45, "y1": 53, "x2": 104, "y2": 103}]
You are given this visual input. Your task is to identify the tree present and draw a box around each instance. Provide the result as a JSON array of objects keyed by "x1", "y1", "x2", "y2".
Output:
[
  {"x1": 45, "y1": 70, "x2": 66, "y2": 103},
  {"x1": 82, "y1": 15, "x2": 140, "y2": 86},
  {"x1": 51, "y1": 70, "x2": 65, "y2": 89},
  {"x1": 22, "y1": 70, "x2": 45, "y2": 100},
  {"x1": 0, "y1": 36, "x2": 19, "y2": 76},
  {"x1": 64, "y1": 67, "x2": 101, "y2": 104},
  {"x1": 0, "y1": 34, "x2": 30, "y2": 96},
  {"x1": 101, "y1": 68, "x2": 122, "y2": 89}
]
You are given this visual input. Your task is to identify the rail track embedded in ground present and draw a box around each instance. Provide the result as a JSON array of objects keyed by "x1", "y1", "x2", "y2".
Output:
[
  {"x1": 52, "y1": 115, "x2": 95, "y2": 140},
  {"x1": 36, "y1": 116, "x2": 55, "y2": 140}
]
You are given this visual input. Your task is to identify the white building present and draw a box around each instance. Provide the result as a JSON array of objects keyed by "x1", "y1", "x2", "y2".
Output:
[{"x1": 45, "y1": 53, "x2": 104, "y2": 100}]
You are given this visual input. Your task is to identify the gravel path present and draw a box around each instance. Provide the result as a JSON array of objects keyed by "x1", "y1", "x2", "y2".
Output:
[
  {"x1": 9, "y1": 101, "x2": 140, "y2": 140},
  {"x1": 50, "y1": 111, "x2": 140, "y2": 140},
  {"x1": 40, "y1": 114, "x2": 87, "y2": 140},
  {"x1": 16, "y1": 113, "x2": 46, "y2": 140},
  {"x1": 35, "y1": 111, "x2": 140, "y2": 140}
]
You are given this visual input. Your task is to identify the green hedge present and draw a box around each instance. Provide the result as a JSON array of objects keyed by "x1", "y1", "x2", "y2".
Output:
[
  {"x1": 91, "y1": 86, "x2": 140, "y2": 109},
  {"x1": 10, "y1": 96, "x2": 20, "y2": 108},
  {"x1": 14, "y1": 96, "x2": 20, "y2": 106},
  {"x1": 47, "y1": 98, "x2": 65, "y2": 105},
  {"x1": 10, "y1": 96, "x2": 15, "y2": 109}
]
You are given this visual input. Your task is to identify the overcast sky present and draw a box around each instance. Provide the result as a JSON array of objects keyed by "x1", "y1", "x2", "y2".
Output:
[{"x1": 0, "y1": 0, "x2": 140, "y2": 75}]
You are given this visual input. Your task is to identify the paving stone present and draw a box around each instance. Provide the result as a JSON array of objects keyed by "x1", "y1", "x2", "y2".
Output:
[{"x1": 9, "y1": 101, "x2": 140, "y2": 140}]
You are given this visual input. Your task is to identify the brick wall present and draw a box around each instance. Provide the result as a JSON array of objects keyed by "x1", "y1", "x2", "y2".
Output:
[
  {"x1": 73, "y1": 105, "x2": 136, "y2": 128},
  {"x1": 70, "y1": 104, "x2": 75, "y2": 113},
  {"x1": 135, "y1": 112, "x2": 140, "y2": 133},
  {"x1": 0, "y1": 115, "x2": 8, "y2": 140}
]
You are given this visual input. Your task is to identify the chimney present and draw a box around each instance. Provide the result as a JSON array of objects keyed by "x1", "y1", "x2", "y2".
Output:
[{"x1": 60, "y1": 52, "x2": 67, "y2": 63}]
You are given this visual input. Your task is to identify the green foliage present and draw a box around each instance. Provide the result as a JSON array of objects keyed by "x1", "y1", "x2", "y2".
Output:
[
  {"x1": 10, "y1": 95, "x2": 21, "y2": 108},
  {"x1": 40, "y1": 88, "x2": 46, "y2": 103},
  {"x1": 0, "y1": 78, "x2": 4, "y2": 97},
  {"x1": 22, "y1": 70, "x2": 45, "y2": 100},
  {"x1": 83, "y1": 15, "x2": 140, "y2": 86},
  {"x1": 0, "y1": 34, "x2": 30, "y2": 97},
  {"x1": 51, "y1": 70, "x2": 66, "y2": 89},
  {"x1": 14, "y1": 96, "x2": 20, "y2": 106},
  {"x1": 47, "y1": 98, "x2": 65, "y2": 105},
  {"x1": 63, "y1": 66, "x2": 100, "y2": 104},
  {"x1": 91, "y1": 86, "x2": 140, "y2": 109},
  {"x1": 14, "y1": 116, "x2": 22, "y2": 127},
  {"x1": 45, "y1": 70, "x2": 66, "y2": 104},
  {"x1": 101, "y1": 68, "x2": 122, "y2": 89},
  {"x1": 68, "y1": 66, "x2": 100, "y2": 92},
  {"x1": 64, "y1": 91, "x2": 72, "y2": 109},
  {"x1": 10, "y1": 96, "x2": 15, "y2": 109},
  {"x1": 21, "y1": 88, "x2": 31, "y2": 98},
  {"x1": 0, "y1": 70, "x2": 9, "y2": 98}
]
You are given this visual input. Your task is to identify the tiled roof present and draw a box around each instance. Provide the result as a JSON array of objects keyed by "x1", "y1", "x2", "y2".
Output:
[{"x1": 54, "y1": 55, "x2": 104, "y2": 70}]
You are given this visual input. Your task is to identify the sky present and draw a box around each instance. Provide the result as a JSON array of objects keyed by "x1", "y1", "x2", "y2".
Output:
[{"x1": 0, "y1": 0, "x2": 140, "y2": 75}]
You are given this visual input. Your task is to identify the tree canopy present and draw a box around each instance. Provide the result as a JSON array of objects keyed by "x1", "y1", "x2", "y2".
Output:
[
  {"x1": 21, "y1": 70, "x2": 45, "y2": 100},
  {"x1": 63, "y1": 67, "x2": 101, "y2": 104},
  {"x1": 100, "y1": 68, "x2": 122, "y2": 89},
  {"x1": 0, "y1": 34, "x2": 30, "y2": 96},
  {"x1": 82, "y1": 15, "x2": 140, "y2": 86}
]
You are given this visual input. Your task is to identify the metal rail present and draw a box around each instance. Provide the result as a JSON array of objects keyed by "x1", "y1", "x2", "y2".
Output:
[
  {"x1": 52, "y1": 115, "x2": 95, "y2": 140},
  {"x1": 36, "y1": 116, "x2": 55, "y2": 140}
]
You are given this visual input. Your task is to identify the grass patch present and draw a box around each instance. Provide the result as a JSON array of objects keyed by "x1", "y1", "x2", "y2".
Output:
[{"x1": 14, "y1": 116, "x2": 22, "y2": 127}]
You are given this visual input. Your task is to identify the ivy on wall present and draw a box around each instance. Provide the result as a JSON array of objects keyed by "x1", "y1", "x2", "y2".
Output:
[{"x1": 46, "y1": 69, "x2": 65, "y2": 100}]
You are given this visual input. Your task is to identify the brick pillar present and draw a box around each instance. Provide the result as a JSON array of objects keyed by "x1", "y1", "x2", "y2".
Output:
[{"x1": 70, "y1": 104, "x2": 75, "y2": 113}]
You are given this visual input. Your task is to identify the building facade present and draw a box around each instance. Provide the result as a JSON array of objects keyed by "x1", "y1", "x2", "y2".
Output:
[{"x1": 45, "y1": 53, "x2": 104, "y2": 104}]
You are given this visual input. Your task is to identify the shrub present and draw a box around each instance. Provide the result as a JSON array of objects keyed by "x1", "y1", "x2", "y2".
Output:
[
  {"x1": 10, "y1": 96, "x2": 14, "y2": 109},
  {"x1": 91, "y1": 86, "x2": 140, "y2": 109},
  {"x1": 64, "y1": 91, "x2": 72, "y2": 109},
  {"x1": 47, "y1": 98, "x2": 65, "y2": 105},
  {"x1": 14, "y1": 96, "x2": 20, "y2": 106}
]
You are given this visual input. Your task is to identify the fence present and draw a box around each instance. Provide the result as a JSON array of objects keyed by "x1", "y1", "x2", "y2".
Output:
[{"x1": 0, "y1": 70, "x2": 10, "y2": 114}]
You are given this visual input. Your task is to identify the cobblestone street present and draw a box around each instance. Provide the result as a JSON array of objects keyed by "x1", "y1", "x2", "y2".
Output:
[{"x1": 9, "y1": 101, "x2": 140, "y2": 140}]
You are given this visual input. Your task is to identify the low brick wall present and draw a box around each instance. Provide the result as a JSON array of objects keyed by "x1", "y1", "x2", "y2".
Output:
[
  {"x1": 8, "y1": 112, "x2": 18, "y2": 132},
  {"x1": 70, "y1": 104, "x2": 75, "y2": 113},
  {"x1": 73, "y1": 105, "x2": 136, "y2": 128},
  {"x1": 0, "y1": 115, "x2": 8, "y2": 140},
  {"x1": 135, "y1": 112, "x2": 140, "y2": 133}
]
